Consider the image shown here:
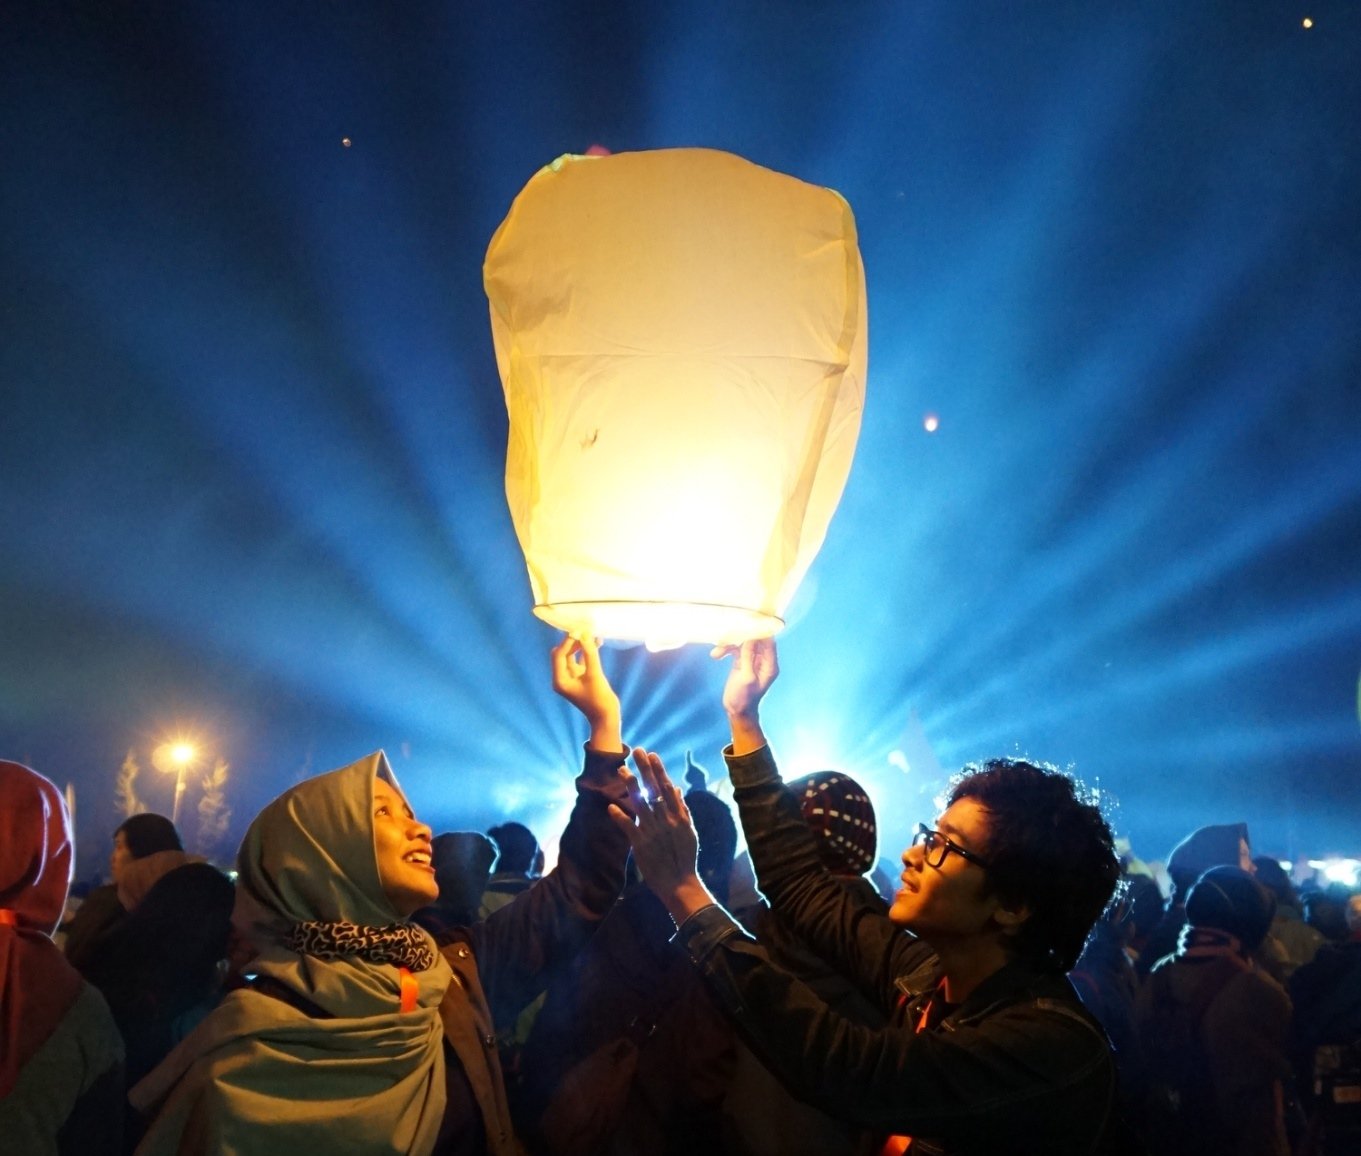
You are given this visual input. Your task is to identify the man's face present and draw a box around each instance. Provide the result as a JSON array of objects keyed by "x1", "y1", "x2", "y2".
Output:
[
  {"x1": 890, "y1": 797, "x2": 1006, "y2": 946},
  {"x1": 1238, "y1": 837, "x2": 1254, "y2": 874}
]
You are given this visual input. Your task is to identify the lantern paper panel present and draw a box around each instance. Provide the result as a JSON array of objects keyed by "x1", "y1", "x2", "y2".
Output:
[{"x1": 485, "y1": 147, "x2": 867, "y2": 648}]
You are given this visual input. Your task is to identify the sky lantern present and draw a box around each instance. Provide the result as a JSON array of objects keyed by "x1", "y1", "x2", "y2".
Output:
[{"x1": 484, "y1": 147, "x2": 867, "y2": 648}]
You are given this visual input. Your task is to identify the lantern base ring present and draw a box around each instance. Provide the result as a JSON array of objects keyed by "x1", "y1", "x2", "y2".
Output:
[{"x1": 532, "y1": 599, "x2": 785, "y2": 650}]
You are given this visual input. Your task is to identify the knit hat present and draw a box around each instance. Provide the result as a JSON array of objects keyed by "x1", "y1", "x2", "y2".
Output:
[
  {"x1": 1185, "y1": 866, "x2": 1276, "y2": 950},
  {"x1": 788, "y1": 771, "x2": 877, "y2": 877}
]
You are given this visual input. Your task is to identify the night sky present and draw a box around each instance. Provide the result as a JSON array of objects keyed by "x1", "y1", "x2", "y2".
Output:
[{"x1": 3, "y1": 2, "x2": 1359, "y2": 878}]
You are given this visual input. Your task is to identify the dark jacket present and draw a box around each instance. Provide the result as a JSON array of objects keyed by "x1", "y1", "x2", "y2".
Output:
[
  {"x1": 516, "y1": 883, "x2": 735, "y2": 1156},
  {"x1": 1133, "y1": 954, "x2": 1291, "y2": 1156},
  {"x1": 674, "y1": 743, "x2": 1116, "y2": 1156},
  {"x1": 431, "y1": 744, "x2": 633, "y2": 1156}
]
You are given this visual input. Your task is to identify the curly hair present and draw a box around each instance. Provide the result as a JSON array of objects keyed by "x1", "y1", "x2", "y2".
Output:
[{"x1": 948, "y1": 758, "x2": 1119, "y2": 972}]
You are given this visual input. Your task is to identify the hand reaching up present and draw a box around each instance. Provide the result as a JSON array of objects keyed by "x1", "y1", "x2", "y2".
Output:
[
  {"x1": 551, "y1": 635, "x2": 623, "y2": 751},
  {"x1": 607, "y1": 748, "x2": 713, "y2": 923},
  {"x1": 711, "y1": 638, "x2": 779, "y2": 754}
]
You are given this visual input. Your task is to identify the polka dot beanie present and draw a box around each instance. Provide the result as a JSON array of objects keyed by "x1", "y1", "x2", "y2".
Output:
[{"x1": 789, "y1": 770, "x2": 877, "y2": 877}]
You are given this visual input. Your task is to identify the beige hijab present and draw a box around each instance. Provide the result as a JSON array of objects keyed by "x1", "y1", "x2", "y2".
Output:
[{"x1": 132, "y1": 752, "x2": 452, "y2": 1155}]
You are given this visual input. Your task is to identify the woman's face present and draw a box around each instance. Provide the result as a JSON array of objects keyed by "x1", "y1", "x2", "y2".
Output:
[
  {"x1": 110, "y1": 829, "x2": 132, "y2": 884},
  {"x1": 372, "y1": 779, "x2": 437, "y2": 917}
]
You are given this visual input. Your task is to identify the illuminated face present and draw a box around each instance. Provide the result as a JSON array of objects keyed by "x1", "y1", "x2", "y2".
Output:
[
  {"x1": 110, "y1": 829, "x2": 132, "y2": 884},
  {"x1": 890, "y1": 797, "x2": 1006, "y2": 946},
  {"x1": 1239, "y1": 837, "x2": 1254, "y2": 873},
  {"x1": 372, "y1": 780, "x2": 438, "y2": 917}
]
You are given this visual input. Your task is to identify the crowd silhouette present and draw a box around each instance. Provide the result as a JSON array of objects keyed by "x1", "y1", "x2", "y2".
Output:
[{"x1": 3, "y1": 639, "x2": 1358, "y2": 1155}]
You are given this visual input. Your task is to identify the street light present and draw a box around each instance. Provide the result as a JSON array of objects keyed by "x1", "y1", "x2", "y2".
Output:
[{"x1": 153, "y1": 741, "x2": 197, "y2": 827}]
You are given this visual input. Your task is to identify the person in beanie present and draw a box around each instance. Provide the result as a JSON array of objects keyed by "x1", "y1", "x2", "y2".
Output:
[
  {"x1": 1133, "y1": 865, "x2": 1292, "y2": 1156},
  {"x1": 612, "y1": 639, "x2": 1122, "y2": 1156},
  {"x1": 1137, "y1": 821, "x2": 1252, "y2": 976}
]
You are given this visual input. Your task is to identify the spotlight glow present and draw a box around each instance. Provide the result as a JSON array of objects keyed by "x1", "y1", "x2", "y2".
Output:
[{"x1": 1308, "y1": 858, "x2": 1360, "y2": 887}]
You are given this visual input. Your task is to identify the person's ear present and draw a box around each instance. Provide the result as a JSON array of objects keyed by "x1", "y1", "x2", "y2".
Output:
[{"x1": 993, "y1": 899, "x2": 1032, "y2": 939}]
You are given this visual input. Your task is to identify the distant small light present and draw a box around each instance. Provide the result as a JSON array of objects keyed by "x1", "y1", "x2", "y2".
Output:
[
  {"x1": 1302, "y1": 17, "x2": 1313, "y2": 28},
  {"x1": 342, "y1": 137, "x2": 352, "y2": 148},
  {"x1": 923, "y1": 414, "x2": 939, "y2": 433}
]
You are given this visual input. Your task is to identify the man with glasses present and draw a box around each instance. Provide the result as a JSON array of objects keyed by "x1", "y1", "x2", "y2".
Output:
[{"x1": 608, "y1": 639, "x2": 1123, "y2": 1155}]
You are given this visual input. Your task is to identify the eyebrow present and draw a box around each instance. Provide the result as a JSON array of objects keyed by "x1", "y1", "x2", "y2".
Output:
[
  {"x1": 936, "y1": 819, "x2": 977, "y2": 849},
  {"x1": 373, "y1": 788, "x2": 415, "y2": 819}
]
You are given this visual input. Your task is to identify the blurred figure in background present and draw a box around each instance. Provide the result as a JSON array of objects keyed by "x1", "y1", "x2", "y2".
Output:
[
  {"x1": 1134, "y1": 865, "x2": 1291, "y2": 1156},
  {"x1": 412, "y1": 832, "x2": 498, "y2": 940},
  {"x1": 1302, "y1": 883, "x2": 1355, "y2": 944},
  {"x1": 63, "y1": 812, "x2": 182, "y2": 972},
  {"x1": 1254, "y1": 855, "x2": 1326, "y2": 982},
  {"x1": 1070, "y1": 873, "x2": 1164, "y2": 1099},
  {"x1": 481, "y1": 822, "x2": 541, "y2": 918},
  {"x1": 1138, "y1": 821, "x2": 1253, "y2": 976},
  {"x1": 0, "y1": 760, "x2": 124, "y2": 1155},
  {"x1": 82, "y1": 863, "x2": 234, "y2": 1085},
  {"x1": 1289, "y1": 892, "x2": 1361, "y2": 1155}
]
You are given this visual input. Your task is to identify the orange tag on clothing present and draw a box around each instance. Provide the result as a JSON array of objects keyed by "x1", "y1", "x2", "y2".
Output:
[
  {"x1": 878, "y1": 992, "x2": 938, "y2": 1154},
  {"x1": 0, "y1": 909, "x2": 16, "y2": 926},
  {"x1": 398, "y1": 966, "x2": 418, "y2": 1013}
]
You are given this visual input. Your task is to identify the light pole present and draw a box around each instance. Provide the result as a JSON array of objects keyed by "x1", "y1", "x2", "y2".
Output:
[{"x1": 154, "y1": 741, "x2": 197, "y2": 827}]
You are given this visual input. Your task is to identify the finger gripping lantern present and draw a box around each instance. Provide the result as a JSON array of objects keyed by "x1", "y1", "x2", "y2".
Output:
[{"x1": 484, "y1": 147, "x2": 867, "y2": 649}]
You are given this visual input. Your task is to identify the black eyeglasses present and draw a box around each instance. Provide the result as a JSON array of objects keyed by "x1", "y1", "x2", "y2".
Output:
[{"x1": 912, "y1": 823, "x2": 992, "y2": 871}]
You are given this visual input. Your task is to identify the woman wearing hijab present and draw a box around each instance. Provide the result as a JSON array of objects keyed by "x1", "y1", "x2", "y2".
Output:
[
  {"x1": 64, "y1": 811, "x2": 184, "y2": 971},
  {"x1": 132, "y1": 635, "x2": 632, "y2": 1156},
  {"x1": 0, "y1": 760, "x2": 125, "y2": 1155}
]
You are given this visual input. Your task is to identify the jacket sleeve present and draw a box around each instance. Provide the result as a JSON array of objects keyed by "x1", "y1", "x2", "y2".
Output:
[
  {"x1": 725, "y1": 743, "x2": 929, "y2": 1009},
  {"x1": 676, "y1": 906, "x2": 1112, "y2": 1141},
  {"x1": 468, "y1": 744, "x2": 631, "y2": 1028}
]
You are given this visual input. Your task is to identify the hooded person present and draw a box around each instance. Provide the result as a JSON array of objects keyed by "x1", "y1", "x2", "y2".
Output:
[
  {"x1": 130, "y1": 753, "x2": 454, "y2": 1156},
  {"x1": 64, "y1": 812, "x2": 184, "y2": 971},
  {"x1": 1134, "y1": 866, "x2": 1291, "y2": 1156},
  {"x1": 1137, "y1": 821, "x2": 1252, "y2": 975},
  {"x1": 132, "y1": 633, "x2": 633, "y2": 1156},
  {"x1": 0, "y1": 760, "x2": 125, "y2": 1156}
]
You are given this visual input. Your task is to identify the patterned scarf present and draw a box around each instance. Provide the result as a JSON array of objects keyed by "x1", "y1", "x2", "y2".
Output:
[{"x1": 286, "y1": 919, "x2": 437, "y2": 971}]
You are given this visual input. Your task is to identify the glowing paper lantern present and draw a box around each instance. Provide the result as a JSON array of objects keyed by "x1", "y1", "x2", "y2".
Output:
[{"x1": 484, "y1": 148, "x2": 867, "y2": 647}]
